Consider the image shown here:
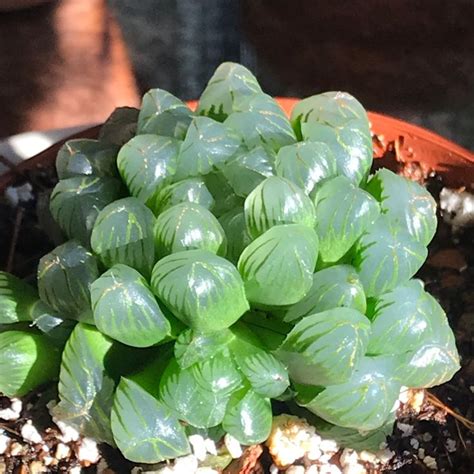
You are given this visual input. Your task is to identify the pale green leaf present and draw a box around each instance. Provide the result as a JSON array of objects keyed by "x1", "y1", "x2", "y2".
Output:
[
  {"x1": 218, "y1": 207, "x2": 252, "y2": 264},
  {"x1": 0, "y1": 272, "x2": 38, "y2": 324}
]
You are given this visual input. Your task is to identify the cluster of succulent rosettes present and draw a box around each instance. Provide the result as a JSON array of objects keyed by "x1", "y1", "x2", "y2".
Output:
[{"x1": 0, "y1": 62, "x2": 460, "y2": 464}]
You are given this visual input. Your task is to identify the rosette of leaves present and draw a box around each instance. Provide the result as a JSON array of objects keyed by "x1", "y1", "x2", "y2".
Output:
[{"x1": 0, "y1": 62, "x2": 460, "y2": 464}]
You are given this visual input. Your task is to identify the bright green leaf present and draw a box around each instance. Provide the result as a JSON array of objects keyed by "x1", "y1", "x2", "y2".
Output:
[
  {"x1": 218, "y1": 208, "x2": 252, "y2": 264},
  {"x1": 0, "y1": 272, "x2": 38, "y2": 324},
  {"x1": 204, "y1": 172, "x2": 244, "y2": 217}
]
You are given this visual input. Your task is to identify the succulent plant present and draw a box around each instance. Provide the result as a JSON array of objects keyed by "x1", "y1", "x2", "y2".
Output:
[{"x1": 0, "y1": 62, "x2": 460, "y2": 464}]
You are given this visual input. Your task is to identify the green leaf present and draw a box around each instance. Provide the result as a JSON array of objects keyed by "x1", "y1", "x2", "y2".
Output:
[
  {"x1": 99, "y1": 106, "x2": 139, "y2": 146},
  {"x1": 197, "y1": 62, "x2": 262, "y2": 121},
  {"x1": 300, "y1": 355, "x2": 401, "y2": 431},
  {"x1": 112, "y1": 378, "x2": 190, "y2": 463},
  {"x1": 91, "y1": 264, "x2": 170, "y2": 348},
  {"x1": 91, "y1": 197, "x2": 156, "y2": 277},
  {"x1": 204, "y1": 172, "x2": 244, "y2": 217},
  {"x1": 56, "y1": 139, "x2": 119, "y2": 179},
  {"x1": 117, "y1": 135, "x2": 179, "y2": 203},
  {"x1": 218, "y1": 208, "x2": 252, "y2": 264},
  {"x1": 238, "y1": 224, "x2": 319, "y2": 306},
  {"x1": 154, "y1": 203, "x2": 227, "y2": 257},
  {"x1": 53, "y1": 324, "x2": 116, "y2": 445},
  {"x1": 37, "y1": 241, "x2": 99, "y2": 321},
  {"x1": 313, "y1": 176, "x2": 380, "y2": 263},
  {"x1": 283, "y1": 265, "x2": 366, "y2": 323},
  {"x1": 151, "y1": 250, "x2": 249, "y2": 333},
  {"x1": 276, "y1": 308, "x2": 371, "y2": 386},
  {"x1": 174, "y1": 328, "x2": 233, "y2": 369},
  {"x1": 302, "y1": 120, "x2": 372, "y2": 185},
  {"x1": 30, "y1": 301, "x2": 76, "y2": 345},
  {"x1": 222, "y1": 387, "x2": 272, "y2": 445},
  {"x1": 175, "y1": 117, "x2": 242, "y2": 180},
  {"x1": 224, "y1": 94, "x2": 296, "y2": 151},
  {"x1": 244, "y1": 176, "x2": 316, "y2": 239},
  {"x1": 221, "y1": 146, "x2": 275, "y2": 197},
  {"x1": 137, "y1": 88, "x2": 194, "y2": 139},
  {"x1": 0, "y1": 330, "x2": 61, "y2": 397},
  {"x1": 50, "y1": 176, "x2": 124, "y2": 247},
  {"x1": 352, "y1": 216, "x2": 427, "y2": 297},
  {"x1": 0, "y1": 272, "x2": 38, "y2": 324},
  {"x1": 365, "y1": 168, "x2": 437, "y2": 245},
  {"x1": 275, "y1": 141, "x2": 338, "y2": 195},
  {"x1": 149, "y1": 177, "x2": 215, "y2": 215}
]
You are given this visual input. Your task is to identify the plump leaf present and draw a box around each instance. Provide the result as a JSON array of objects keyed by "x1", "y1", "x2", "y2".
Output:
[
  {"x1": 244, "y1": 176, "x2": 316, "y2": 239},
  {"x1": 175, "y1": 117, "x2": 242, "y2": 180},
  {"x1": 302, "y1": 120, "x2": 372, "y2": 185},
  {"x1": 352, "y1": 216, "x2": 427, "y2": 297},
  {"x1": 91, "y1": 264, "x2": 170, "y2": 348},
  {"x1": 37, "y1": 241, "x2": 99, "y2": 321},
  {"x1": 218, "y1": 208, "x2": 252, "y2": 264},
  {"x1": 276, "y1": 308, "x2": 371, "y2": 386},
  {"x1": 300, "y1": 355, "x2": 401, "y2": 431},
  {"x1": 137, "y1": 88, "x2": 194, "y2": 139},
  {"x1": 365, "y1": 168, "x2": 437, "y2": 245},
  {"x1": 0, "y1": 330, "x2": 61, "y2": 397},
  {"x1": 53, "y1": 324, "x2": 116, "y2": 444},
  {"x1": 117, "y1": 135, "x2": 179, "y2": 203},
  {"x1": 275, "y1": 141, "x2": 338, "y2": 195},
  {"x1": 204, "y1": 172, "x2": 244, "y2": 217},
  {"x1": 154, "y1": 203, "x2": 227, "y2": 257},
  {"x1": 283, "y1": 265, "x2": 366, "y2": 323},
  {"x1": 197, "y1": 62, "x2": 262, "y2": 121},
  {"x1": 238, "y1": 224, "x2": 319, "y2": 306},
  {"x1": 0, "y1": 272, "x2": 38, "y2": 324},
  {"x1": 151, "y1": 250, "x2": 249, "y2": 333},
  {"x1": 224, "y1": 94, "x2": 296, "y2": 151},
  {"x1": 150, "y1": 177, "x2": 215, "y2": 215},
  {"x1": 222, "y1": 387, "x2": 272, "y2": 445},
  {"x1": 91, "y1": 197, "x2": 156, "y2": 277},
  {"x1": 112, "y1": 378, "x2": 190, "y2": 463},
  {"x1": 313, "y1": 176, "x2": 380, "y2": 263},
  {"x1": 99, "y1": 106, "x2": 139, "y2": 146},
  {"x1": 222, "y1": 146, "x2": 275, "y2": 197},
  {"x1": 56, "y1": 139, "x2": 119, "y2": 179},
  {"x1": 30, "y1": 302, "x2": 76, "y2": 345},
  {"x1": 50, "y1": 176, "x2": 124, "y2": 246}
]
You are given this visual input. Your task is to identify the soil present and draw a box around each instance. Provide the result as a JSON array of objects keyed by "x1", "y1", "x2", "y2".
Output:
[{"x1": 0, "y1": 134, "x2": 473, "y2": 473}]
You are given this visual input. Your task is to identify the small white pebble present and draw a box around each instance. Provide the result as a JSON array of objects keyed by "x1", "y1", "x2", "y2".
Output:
[
  {"x1": 21, "y1": 420, "x2": 42, "y2": 444},
  {"x1": 188, "y1": 434, "x2": 207, "y2": 461},
  {"x1": 204, "y1": 437, "x2": 217, "y2": 456},
  {"x1": 342, "y1": 464, "x2": 367, "y2": 474},
  {"x1": 0, "y1": 398, "x2": 22, "y2": 421},
  {"x1": 69, "y1": 467, "x2": 82, "y2": 474},
  {"x1": 55, "y1": 420, "x2": 80, "y2": 443},
  {"x1": 196, "y1": 468, "x2": 219, "y2": 474},
  {"x1": 42, "y1": 444, "x2": 50, "y2": 452},
  {"x1": 422, "y1": 432, "x2": 433, "y2": 442},
  {"x1": 423, "y1": 455, "x2": 438, "y2": 470},
  {"x1": 340, "y1": 448, "x2": 358, "y2": 467},
  {"x1": 319, "y1": 453, "x2": 334, "y2": 463},
  {"x1": 319, "y1": 465, "x2": 342, "y2": 474},
  {"x1": 55, "y1": 442, "x2": 71, "y2": 460},
  {"x1": 418, "y1": 448, "x2": 425, "y2": 460},
  {"x1": 270, "y1": 464, "x2": 279, "y2": 474},
  {"x1": 320, "y1": 439, "x2": 339, "y2": 453},
  {"x1": 0, "y1": 433, "x2": 11, "y2": 455},
  {"x1": 9, "y1": 442, "x2": 24, "y2": 456},
  {"x1": 76, "y1": 437, "x2": 100, "y2": 464},
  {"x1": 375, "y1": 448, "x2": 395, "y2": 464},
  {"x1": 306, "y1": 466, "x2": 319, "y2": 474},
  {"x1": 397, "y1": 422, "x2": 414, "y2": 437},
  {"x1": 446, "y1": 438, "x2": 456, "y2": 453},
  {"x1": 43, "y1": 456, "x2": 55, "y2": 466},
  {"x1": 286, "y1": 466, "x2": 305, "y2": 474},
  {"x1": 358, "y1": 450, "x2": 376, "y2": 464},
  {"x1": 470, "y1": 386, "x2": 474, "y2": 394},
  {"x1": 224, "y1": 433, "x2": 242, "y2": 459},
  {"x1": 398, "y1": 386, "x2": 410, "y2": 404},
  {"x1": 173, "y1": 454, "x2": 198, "y2": 473},
  {"x1": 307, "y1": 446, "x2": 322, "y2": 461},
  {"x1": 410, "y1": 438, "x2": 420, "y2": 450},
  {"x1": 4, "y1": 183, "x2": 34, "y2": 207}
]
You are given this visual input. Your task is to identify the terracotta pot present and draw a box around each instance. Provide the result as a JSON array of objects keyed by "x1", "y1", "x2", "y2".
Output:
[{"x1": 0, "y1": 98, "x2": 473, "y2": 193}]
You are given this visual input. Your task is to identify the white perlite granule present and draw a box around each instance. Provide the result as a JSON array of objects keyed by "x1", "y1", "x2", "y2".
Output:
[
  {"x1": 224, "y1": 433, "x2": 242, "y2": 459},
  {"x1": 76, "y1": 437, "x2": 100, "y2": 464},
  {"x1": 21, "y1": 420, "x2": 42, "y2": 444},
  {"x1": 0, "y1": 432, "x2": 11, "y2": 455},
  {"x1": 55, "y1": 420, "x2": 80, "y2": 443},
  {"x1": 188, "y1": 434, "x2": 207, "y2": 461},
  {"x1": 0, "y1": 398, "x2": 22, "y2": 421}
]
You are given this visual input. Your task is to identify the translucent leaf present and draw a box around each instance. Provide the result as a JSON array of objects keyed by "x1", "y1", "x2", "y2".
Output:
[
  {"x1": 313, "y1": 176, "x2": 380, "y2": 262},
  {"x1": 117, "y1": 135, "x2": 179, "y2": 203},
  {"x1": 0, "y1": 330, "x2": 61, "y2": 397},
  {"x1": 0, "y1": 272, "x2": 38, "y2": 324},
  {"x1": 301, "y1": 356, "x2": 401, "y2": 431},
  {"x1": 275, "y1": 141, "x2": 338, "y2": 195},
  {"x1": 137, "y1": 88, "x2": 194, "y2": 139},
  {"x1": 151, "y1": 250, "x2": 249, "y2": 333},
  {"x1": 244, "y1": 176, "x2": 316, "y2": 239},
  {"x1": 222, "y1": 387, "x2": 272, "y2": 445},
  {"x1": 175, "y1": 117, "x2": 242, "y2": 180},
  {"x1": 150, "y1": 177, "x2": 215, "y2": 215},
  {"x1": 50, "y1": 176, "x2": 124, "y2": 247},
  {"x1": 204, "y1": 172, "x2": 244, "y2": 217},
  {"x1": 154, "y1": 203, "x2": 227, "y2": 257},
  {"x1": 218, "y1": 208, "x2": 252, "y2": 264},
  {"x1": 174, "y1": 328, "x2": 234, "y2": 369},
  {"x1": 53, "y1": 324, "x2": 116, "y2": 445},
  {"x1": 56, "y1": 139, "x2": 119, "y2": 179},
  {"x1": 112, "y1": 378, "x2": 190, "y2": 463},
  {"x1": 197, "y1": 62, "x2": 262, "y2": 121},
  {"x1": 365, "y1": 168, "x2": 437, "y2": 245},
  {"x1": 224, "y1": 94, "x2": 296, "y2": 151},
  {"x1": 302, "y1": 120, "x2": 372, "y2": 184},
  {"x1": 352, "y1": 216, "x2": 427, "y2": 297},
  {"x1": 91, "y1": 264, "x2": 170, "y2": 348},
  {"x1": 99, "y1": 106, "x2": 139, "y2": 146},
  {"x1": 91, "y1": 197, "x2": 156, "y2": 277},
  {"x1": 283, "y1": 265, "x2": 366, "y2": 323},
  {"x1": 276, "y1": 308, "x2": 371, "y2": 386},
  {"x1": 238, "y1": 224, "x2": 319, "y2": 306},
  {"x1": 37, "y1": 241, "x2": 99, "y2": 321},
  {"x1": 30, "y1": 303, "x2": 76, "y2": 346},
  {"x1": 221, "y1": 146, "x2": 275, "y2": 197}
]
